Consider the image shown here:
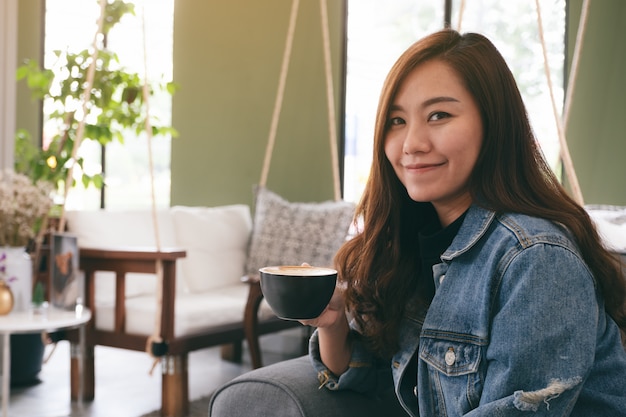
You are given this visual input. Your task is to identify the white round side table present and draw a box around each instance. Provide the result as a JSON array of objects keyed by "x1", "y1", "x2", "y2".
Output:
[{"x1": 0, "y1": 306, "x2": 91, "y2": 417}]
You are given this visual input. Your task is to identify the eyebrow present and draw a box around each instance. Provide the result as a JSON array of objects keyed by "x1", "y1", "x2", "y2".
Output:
[
  {"x1": 389, "y1": 96, "x2": 460, "y2": 112},
  {"x1": 421, "y1": 96, "x2": 460, "y2": 107}
]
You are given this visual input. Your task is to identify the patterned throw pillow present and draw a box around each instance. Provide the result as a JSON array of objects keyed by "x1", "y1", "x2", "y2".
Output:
[{"x1": 245, "y1": 187, "x2": 355, "y2": 276}]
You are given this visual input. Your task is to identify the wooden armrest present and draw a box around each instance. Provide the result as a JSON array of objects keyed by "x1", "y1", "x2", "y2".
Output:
[
  {"x1": 241, "y1": 274, "x2": 264, "y2": 368},
  {"x1": 79, "y1": 247, "x2": 186, "y2": 263}
]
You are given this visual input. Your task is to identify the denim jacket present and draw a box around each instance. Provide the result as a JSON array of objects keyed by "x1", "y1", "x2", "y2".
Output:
[{"x1": 310, "y1": 205, "x2": 626, "y2": 416}]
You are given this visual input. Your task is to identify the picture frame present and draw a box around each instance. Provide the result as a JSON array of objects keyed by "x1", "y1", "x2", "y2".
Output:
[{"x1": 49, "y1": 232, "x2": 82, "y2": 310}]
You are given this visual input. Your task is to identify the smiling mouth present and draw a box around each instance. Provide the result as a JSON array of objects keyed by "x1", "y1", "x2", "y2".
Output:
[{"x1": 404, "y1": 162, "x2": 444, "y2": 172}]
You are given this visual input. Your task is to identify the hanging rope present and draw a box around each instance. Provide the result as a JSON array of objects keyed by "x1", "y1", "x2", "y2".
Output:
[
  {"x1": 319, "y1": 0, "x2": 341, "y2": 201},
  {"x1": 562, "y1": 0, "x2": 590, "y2": 131},
  {"x1": 456, "y1": 0, "x2": 466, "y2": 32},
  {"x1": 138, "y1": 3, "x2": 166, "y2": 375},
  {"x1": 259, "y1": 0, "x2": 300, "y2": 188},
  {"x1": 58, "y1": 0, "x2": 107, "y2": 232},
  {"x1": 535, "y1": 0, "x2": 584, "y2": 205},
  {"x1": 259, "y1": 0, "x2": 342, "y2": 201}
]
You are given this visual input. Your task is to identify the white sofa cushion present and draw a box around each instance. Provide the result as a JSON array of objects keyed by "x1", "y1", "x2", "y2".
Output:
[
  {"x1": 65, "y1": 209, "x2": 179, "y2": 247},
  {"x1": 171, "y1": 205, "x2": 252, "y2": 292},
  {"x1": 94, "y1": 283, "x2": 275, "y2": 337}
]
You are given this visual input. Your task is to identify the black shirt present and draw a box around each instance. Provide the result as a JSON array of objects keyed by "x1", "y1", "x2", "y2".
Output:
[{"x1": 417, "y1": 210, "x2": 467, "y2": 302}]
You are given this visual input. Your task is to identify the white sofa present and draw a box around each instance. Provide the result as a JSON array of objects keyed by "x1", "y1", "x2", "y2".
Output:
[
  {"x1": 65, "y1": 205, "x2": 277, "y2": 337},
  {"x1": 62, "y1": 204, "x2": 300, "y2": 417}
]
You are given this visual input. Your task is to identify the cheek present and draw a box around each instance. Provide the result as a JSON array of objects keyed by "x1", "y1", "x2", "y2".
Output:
[
  {"x1": 469, "y1": 132, "x2": 484, "y2": 168},
  {"x1": 383, "y1": 134, "x2": 400, "y2": 162},
  {"x1": 453, "y1": 125, "x2": 483, "y2": 169},
  {"x1": 456, "y1": 144, "x2": 481, "y2": 176}
]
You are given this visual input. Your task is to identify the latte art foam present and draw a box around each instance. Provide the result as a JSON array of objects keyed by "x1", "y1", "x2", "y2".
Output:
[{"x1": 259, "y1": 265, "x2": 336, "y2": 277}]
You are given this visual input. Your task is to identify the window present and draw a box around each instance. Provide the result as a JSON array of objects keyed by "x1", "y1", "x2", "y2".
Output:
[
  {"x1": 344, "y1": 0, "x2": 565, "y2": 203},
  {"x1": 44, "y1": 0, "x2": 174, "y2": 210}
]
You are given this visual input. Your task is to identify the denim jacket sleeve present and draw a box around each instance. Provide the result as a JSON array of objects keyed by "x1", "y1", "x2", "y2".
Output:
[
  {"x1": 308, "y1": 318, "x2": 388, "y2": 394},
  {"x1": 468, "y1": 243, "x2": 598, "y2": 415}
]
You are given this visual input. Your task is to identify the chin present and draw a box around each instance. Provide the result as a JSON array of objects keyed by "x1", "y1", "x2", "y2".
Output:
[{"x1": 406, "y1": 192, "x2": 436, "y2": 203}]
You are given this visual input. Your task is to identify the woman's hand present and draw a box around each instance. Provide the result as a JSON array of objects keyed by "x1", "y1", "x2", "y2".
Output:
[
  {"x1": 304, "y1": 284, "x2": 352, "y2": 375},
  {"x1": 298, "y1": 264, "x2": 351, "y2": 375}
]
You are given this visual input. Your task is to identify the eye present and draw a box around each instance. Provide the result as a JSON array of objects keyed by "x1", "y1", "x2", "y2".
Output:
[
  {"x1": 428, "y1": 111, "x2": 451, "y2": 122},
  {"x1": 387, "y1": 116, "x2": 405, "y2": 128}
]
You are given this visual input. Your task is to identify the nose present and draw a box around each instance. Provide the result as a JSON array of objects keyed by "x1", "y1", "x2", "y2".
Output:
[{"x1": 402, "y1": 122, "x2": 431, "y2": 154}]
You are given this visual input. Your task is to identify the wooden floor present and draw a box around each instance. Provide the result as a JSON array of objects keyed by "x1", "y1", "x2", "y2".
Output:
[{"x1": 6, "y1": 328, "x2": 305, "y2": 417}]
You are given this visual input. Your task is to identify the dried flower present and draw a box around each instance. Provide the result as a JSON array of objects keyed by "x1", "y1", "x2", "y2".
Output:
[{"x1": 0, "y1": 170, "x2": 53, "y2": 247}]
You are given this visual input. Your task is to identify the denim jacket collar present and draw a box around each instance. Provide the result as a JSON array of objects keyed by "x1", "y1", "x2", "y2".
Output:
[{"x1": 441, "y1": 204, "x2": 495, "y2": 262}]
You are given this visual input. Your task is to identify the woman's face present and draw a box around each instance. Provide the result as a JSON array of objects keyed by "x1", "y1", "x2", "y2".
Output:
[{"x1": 384, "y1": 59, "x2": 483, "y2": 226}]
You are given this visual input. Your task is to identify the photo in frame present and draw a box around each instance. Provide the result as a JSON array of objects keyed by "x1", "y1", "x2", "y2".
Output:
[{"x1": 49, "y1": 233, "x2": 82, "y2": 309}]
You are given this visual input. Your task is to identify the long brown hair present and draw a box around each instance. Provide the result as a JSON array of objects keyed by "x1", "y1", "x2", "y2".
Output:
[{"x1": 336, "y1": 29, "x2": 626, "y2": 356}]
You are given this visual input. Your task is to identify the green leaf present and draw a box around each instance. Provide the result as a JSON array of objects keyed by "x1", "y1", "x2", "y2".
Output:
[
  {"x1": 15, "y1": 65, "x2": 28, "y2": 80},
  {"x1": 92, "y1": 174, "x2": 104, "y2": 189},
  {"x1": 166, "y1": 82, "x2": 179, "y2": 95}
]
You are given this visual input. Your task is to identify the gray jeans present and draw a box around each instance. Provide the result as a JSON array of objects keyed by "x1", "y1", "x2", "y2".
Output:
[{"x1": 209, "y1": 355, "x2": 408, "y2": 416}]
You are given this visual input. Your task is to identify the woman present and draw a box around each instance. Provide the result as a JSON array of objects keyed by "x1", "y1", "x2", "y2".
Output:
[{"x1": 305, "y1": 29, "x2": 626, "y2": 416}]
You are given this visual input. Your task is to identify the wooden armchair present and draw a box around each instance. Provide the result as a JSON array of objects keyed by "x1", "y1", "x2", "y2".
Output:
[{"x1": 66, "y1": 246, "x2": 300, "y2": 417}]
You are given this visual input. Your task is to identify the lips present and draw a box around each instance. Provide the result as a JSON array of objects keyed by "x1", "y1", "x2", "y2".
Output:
[{"x1": 404, "y1": 162, "x2": 445, "y2": 172}]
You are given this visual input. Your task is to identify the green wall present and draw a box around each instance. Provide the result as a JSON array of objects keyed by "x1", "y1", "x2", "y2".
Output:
[
  {"x1": 565, "y1": 0, "x2": 626, "y2": 205},
  {"x1": 170, "y1": 0, "x2": 346, "y2": 207}
]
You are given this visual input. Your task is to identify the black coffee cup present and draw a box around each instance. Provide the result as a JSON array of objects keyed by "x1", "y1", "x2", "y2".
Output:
[{"x1": 259, "y1": 265, "x2": 337, "y2": 320}]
